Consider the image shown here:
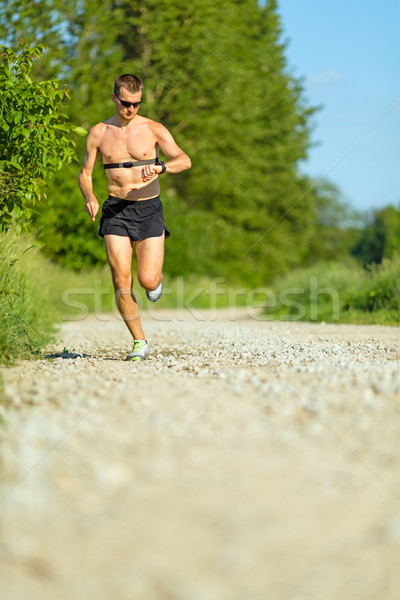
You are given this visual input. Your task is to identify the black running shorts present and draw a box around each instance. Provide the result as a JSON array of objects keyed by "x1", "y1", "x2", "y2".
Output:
[{"x1": 98, "y1": 195, "x2": 170, "y2": 241}]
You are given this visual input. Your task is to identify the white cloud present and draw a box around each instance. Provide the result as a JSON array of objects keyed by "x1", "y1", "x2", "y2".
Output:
[{"x1": 307, "y1": 68, "x2": 340, "y2": 86}]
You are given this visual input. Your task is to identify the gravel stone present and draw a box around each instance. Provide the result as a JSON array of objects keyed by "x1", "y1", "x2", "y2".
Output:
[{"x1": 1, "y1": 309, "x2": 400, "y2": 599}]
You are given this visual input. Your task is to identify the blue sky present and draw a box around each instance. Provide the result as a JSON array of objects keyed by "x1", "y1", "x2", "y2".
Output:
[{"x1": 276, "y1": 0, "x2": 400, "y2": 212}]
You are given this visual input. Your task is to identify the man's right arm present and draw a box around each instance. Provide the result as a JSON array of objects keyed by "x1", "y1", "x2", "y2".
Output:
[{"x1": 78, "y1": 125, "x2": 102, "y2": 222}]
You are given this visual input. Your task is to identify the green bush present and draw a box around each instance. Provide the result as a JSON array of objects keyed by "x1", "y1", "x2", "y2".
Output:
[
  {"x1": 0, "y1": 231, "x2": 58, "y2": 363},
  {"x1": 33, "y1": 166, "x2": 109, "y2": 271},
  {"x1": 0, "y1": 229, "x2": 254, "y2": 364},
  {"x1": 355, "y1": 254, "x2": 400, "y2": 313},
  {"x1": 0, "y1": 231, "x2": 119, "y2": 363},
  {"x1": 0, "y1": 42, "x2": 84, "y2": 231},
  {"x1": 351, "y1": 205, "x2": 400, "y2": 266},
  {"x1": 266, "y1": 256, "x2": 400, "y2": 325}
]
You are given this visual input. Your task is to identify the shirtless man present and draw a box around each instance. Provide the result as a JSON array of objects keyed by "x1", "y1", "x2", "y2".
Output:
[{"x1": 78, "y1": 74, "x2": 191, "y2": 360}]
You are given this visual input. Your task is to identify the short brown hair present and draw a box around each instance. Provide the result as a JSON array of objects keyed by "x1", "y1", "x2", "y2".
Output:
[{"x1": 114, "y1": 74, "x2": 143, "y2": 96}]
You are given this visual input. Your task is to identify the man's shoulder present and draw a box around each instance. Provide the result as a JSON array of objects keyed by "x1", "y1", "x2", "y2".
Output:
[
  {"x1": 142, "y1": 118, "x2": 168, "y2": 135},
  {"x1": 136, "y1": 115, "x2": 158, "y2": 127},
  {"x1": 134, "y1": 116, "x2": 166, "y2": 139},
  {"x1": 87, "y1": 122, "x2": 108, "y2": 143},
  {"x1": 90, "y1": 121, "x2": 108, "y2": 135}
]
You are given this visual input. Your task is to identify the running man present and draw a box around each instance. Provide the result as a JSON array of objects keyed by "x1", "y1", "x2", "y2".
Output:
[{"x1": 78, "y1": 74, "x2": 191, "y2": 360}]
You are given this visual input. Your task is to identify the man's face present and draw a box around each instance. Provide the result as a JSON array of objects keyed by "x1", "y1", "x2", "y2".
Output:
[{"x1": 112, "y1": 87, "x2": 142, "y2": 119}]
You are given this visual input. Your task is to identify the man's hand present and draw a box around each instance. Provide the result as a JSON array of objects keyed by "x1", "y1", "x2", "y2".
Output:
[
  {"x1": 85, "y1": 198, "x2": 100, "y2": 222},
  {"x1": 141, "y1": 164, "x2": 162, "y2": 182}
]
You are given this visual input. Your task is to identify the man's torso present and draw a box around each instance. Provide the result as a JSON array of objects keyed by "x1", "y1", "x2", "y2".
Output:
[{"x1": 98, "y1": 116, "x2": 160, "y2": 201}]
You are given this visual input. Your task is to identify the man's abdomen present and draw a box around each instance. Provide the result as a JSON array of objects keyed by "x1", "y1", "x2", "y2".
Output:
[{"x1": 106, "y1": 177, "x2": 161, "y2": 202}]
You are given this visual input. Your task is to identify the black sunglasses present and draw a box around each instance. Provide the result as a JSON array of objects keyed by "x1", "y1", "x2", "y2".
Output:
[{"x1": 117, "y1": 96, "x2": 142, "y2": 109}]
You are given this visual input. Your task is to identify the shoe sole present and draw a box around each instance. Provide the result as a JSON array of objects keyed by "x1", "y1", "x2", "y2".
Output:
[
  {"x1": 146, "y1": 283, "x2": 163, "y2": 303},
  {"x1": 146, "y1": 294, "x2": 162, "y2": 303}
]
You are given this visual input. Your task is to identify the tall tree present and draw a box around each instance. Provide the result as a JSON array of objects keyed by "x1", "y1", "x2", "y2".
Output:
[
  {"x1": 0, "y1": 0, "x2": 319, "y2": 285},
  {"x1": 111, "y1": 0, "x2": 318, "y2": 282},
  {"x1": 303, "y1": 180, "x2": 362, "y2": 262},
  {"x1": 352, "y1": 205, "x2": 400, "y2": 266}
]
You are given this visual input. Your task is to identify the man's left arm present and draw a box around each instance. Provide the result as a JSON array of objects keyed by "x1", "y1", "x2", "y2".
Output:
[{"x1": 141, "y1": 124, "x2": 191, "y2": 181}]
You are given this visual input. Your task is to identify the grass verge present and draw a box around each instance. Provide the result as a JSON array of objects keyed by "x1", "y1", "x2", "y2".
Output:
[
  {"x1": 0, "y1": 232, "x2": 58, "y2": 364},
  {"x1": 265, "y1": 256, "x2": 400, "y2": 325},
  {"x1": 2, "y1": 231, "x2": 399, "y2": 366},
  {"x1": 0, "y1": 232, "x2": 254, "y2": 363}
]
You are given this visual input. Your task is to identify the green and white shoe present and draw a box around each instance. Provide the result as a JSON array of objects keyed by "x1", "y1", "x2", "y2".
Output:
[{"x1": 126, "y1": 339, "x2": 149, "y2": 361}]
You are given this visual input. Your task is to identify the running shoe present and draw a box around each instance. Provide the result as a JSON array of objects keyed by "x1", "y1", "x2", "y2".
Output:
[
  {"x1": 146, "y1": 281, "x2": 163, "y2": 303},
  {"x1": 126, "y1": 339, "x2": 149, "y2": 361}
]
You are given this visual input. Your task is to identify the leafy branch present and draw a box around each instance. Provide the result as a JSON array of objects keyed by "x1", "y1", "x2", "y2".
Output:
[{"x1": 0, "y1": 41, "x2": 87, "y2": 232}]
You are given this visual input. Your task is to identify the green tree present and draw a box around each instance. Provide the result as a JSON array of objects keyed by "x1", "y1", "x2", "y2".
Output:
[
  {"x1": 0, "y1": 42, "x2": 84, "y2": 231},
  {"x1": 1, "y1": 1, "x2": 320, "y2": 286},
  {"x1": 304, "y1": 180, "x2": 362, "y2": 262},
  {"x1": 111, "y1": 0, "x2": 318, "y2": 282},
  {"x1": 352, "y1": 205, "x2": 400, "y2": 266}
]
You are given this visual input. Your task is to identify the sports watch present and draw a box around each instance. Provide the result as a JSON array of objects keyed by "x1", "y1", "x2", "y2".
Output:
[{"x1": 157, "y1": 161, "x2": 167, "y2": 174}]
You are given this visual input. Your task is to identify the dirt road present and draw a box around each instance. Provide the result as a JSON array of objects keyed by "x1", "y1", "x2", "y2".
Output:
[{"x1": 1, "y1": 310, "x2": 400, "y2": 599}]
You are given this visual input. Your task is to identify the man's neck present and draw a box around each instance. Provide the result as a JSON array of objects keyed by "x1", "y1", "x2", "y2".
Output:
[{"x1": 114, "y1": 113, "x2": 138, "y2": 128}]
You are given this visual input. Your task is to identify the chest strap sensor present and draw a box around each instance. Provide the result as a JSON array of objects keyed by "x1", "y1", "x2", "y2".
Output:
[{"x1": 104, "y1": 158, "x2": 158, "y2": 170}]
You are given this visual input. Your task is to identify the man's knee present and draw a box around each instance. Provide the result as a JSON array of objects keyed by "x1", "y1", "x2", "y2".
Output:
[
  {"x1": 137, "y1": 271, "x2": 162, "y2": 291},
  {"x1": 112, "y1": 272, "x2": 133, "y2": 292}
]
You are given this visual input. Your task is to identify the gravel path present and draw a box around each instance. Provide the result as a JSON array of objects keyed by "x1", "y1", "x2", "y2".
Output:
[{"x1": 1, "y1": 309, "x2": 400, "y2": 599}]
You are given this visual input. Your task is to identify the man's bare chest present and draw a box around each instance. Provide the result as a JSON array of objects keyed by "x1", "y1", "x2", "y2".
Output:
[{"x1": 100, "y1": 126, "x2": 157, "y2": 162}]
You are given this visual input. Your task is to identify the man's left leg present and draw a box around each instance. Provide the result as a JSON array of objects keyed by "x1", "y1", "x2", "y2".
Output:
[{"x1": 135, "y1": 233, "x2": 165, "y2": 300}]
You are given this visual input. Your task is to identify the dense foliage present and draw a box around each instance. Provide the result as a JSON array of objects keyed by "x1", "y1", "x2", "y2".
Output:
[
  {"x1": 0, "y1": 0, "x2": 325, "y2": 285},
  {"x1": 265, "y1": 253, "x2": 400, "y2": 324},
  {"x1": 0, "y1": 231, "x2": 56, "y2": 363},
  {"x1": 1, "y1": 4, "x2": 399, "y2": 365},
  {"x1": 351, "y1": 205, "x2": 400, "y2": 266},
  {"x1": 0, "y1": 43, "x2": 85, "y2": 232}
]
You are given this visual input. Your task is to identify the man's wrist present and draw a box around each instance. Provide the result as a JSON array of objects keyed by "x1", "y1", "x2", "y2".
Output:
[{"x1": 157, "y1": 161, "x2": 167, "y2": 174}]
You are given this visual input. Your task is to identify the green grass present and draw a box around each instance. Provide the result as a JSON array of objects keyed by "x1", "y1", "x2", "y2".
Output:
[
  {"x1": 266, "y1": 256, "x2": 400, "y2": 325},
  {"x1": 0, "y1": 232, "x2": 58, "y2": 364},
  {"x1": 40, "y1": 254, "x2": 400, "y2": 327},
  {"x1": 0, "y1": 231, "x2": 255, "y2": 363},
  {"x1": 49, "y1": 272, "x2": 253, "y2": 320},
  {"x1": 2, "y1": 230, "x2": 400, "y2": 366},
  {"x1": 0, "y1": 232, "x2": 112, "y2": 364}
]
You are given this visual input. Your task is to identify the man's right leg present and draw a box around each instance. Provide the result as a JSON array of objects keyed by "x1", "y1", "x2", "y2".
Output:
[{"x1": 104, "y1": 234, "x2": 145, "y2": 341}]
